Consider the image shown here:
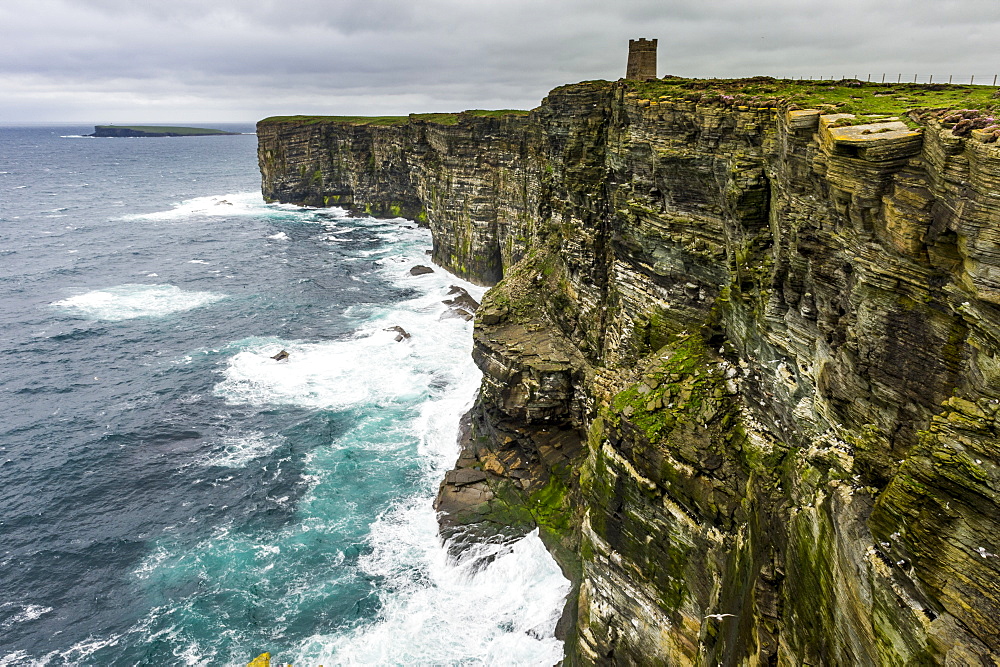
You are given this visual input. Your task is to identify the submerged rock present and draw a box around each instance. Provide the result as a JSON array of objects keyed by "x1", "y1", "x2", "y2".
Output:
[
  {"x1": 439, "y1": 285, "x2": 479, "y2": 321},
  {"x1": 409, "y1": 265, "x2": 434, "y2": 276},
  {"x1": 439, "y1": 307, "x2": 474, "y2": 322},
  {"x1": 384, "y1": 325, "x2": 411, "y2": 342},
  {"x1": 443, "y1": 285, "x2": 480, "y2": 311},
  {"x1": 270, "y1": 350, "x2": 289, "y2": 361}
]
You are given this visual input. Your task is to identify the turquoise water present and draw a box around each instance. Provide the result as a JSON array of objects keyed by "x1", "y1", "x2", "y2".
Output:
[{"x1": 0, "y1": 126, "x2": 568, "y2": 665}]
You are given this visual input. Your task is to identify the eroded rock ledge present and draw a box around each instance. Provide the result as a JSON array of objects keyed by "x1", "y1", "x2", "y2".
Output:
[{"x1": 259, "y1": 80, "x2": 1000, "y2": 664}]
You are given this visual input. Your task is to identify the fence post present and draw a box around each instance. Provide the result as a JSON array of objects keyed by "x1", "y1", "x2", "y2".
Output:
[
  {"x1": 914, "y1": 74, "x2": 918, "y2": 83},
  {"x1": 898, "y1": 73, "x2": 901, "y2": 83},
  {"x1": 930, "y1": 75, "x2": 933, "y2": 83},
  {"x1": 949, "y1": 75, "x2": 952, "y2": 84},
  {"x1": 882, "y1": 73, "x2": 886, "y2": 83},
  {"x1": 971, "y1": 75, "x2": 975, "y2": 84},
  {"x1": 994, "y1": 74, "x2": 998, "y2": 86}
]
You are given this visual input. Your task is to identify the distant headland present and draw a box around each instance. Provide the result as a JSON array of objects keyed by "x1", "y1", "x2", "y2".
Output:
[{"x1": 89, "y1": 125, "x2": 241, "y2": 137}]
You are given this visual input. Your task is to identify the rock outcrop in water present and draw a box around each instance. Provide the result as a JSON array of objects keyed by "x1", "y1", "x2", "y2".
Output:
[{"x1": 258, "y1": 79, "x2": 1000, "y2": 664}]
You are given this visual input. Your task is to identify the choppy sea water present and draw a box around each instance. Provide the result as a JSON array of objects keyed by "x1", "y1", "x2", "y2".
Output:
[{"x1": 0, "y1": 126, "x2": 568, "y2": 665}]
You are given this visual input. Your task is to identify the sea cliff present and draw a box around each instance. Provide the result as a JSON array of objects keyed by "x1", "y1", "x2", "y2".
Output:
[{"x1": 258, "y1": 78, "x2": 1000, "y2": 664}]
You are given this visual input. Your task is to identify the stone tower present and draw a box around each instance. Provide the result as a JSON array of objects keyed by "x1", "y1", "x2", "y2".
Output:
[{"x1": 626, "y1": 38, "x2": 657, "y2": 80}]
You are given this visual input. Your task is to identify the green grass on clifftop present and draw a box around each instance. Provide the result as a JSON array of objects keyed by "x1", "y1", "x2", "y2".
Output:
[
  {"x1": 463, "y1": 109, "x2": 531, "y2": 118},
  {"x1": 259, "y1": 115, "x2": 410, "y2": 126},
  {"x1": 259, "y1": 78, "x2": 1000, "y2": 129},
  {"x1": 260, "y1": 109, "x2": 529, "y2": 126},
  {"x1": 626, "y1": 76, "x2": 1000, "y2": 116}
]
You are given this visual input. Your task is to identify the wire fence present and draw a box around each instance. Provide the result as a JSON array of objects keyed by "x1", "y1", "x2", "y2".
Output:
[{"x1": 794, "y1": 74, "x2": 999, "y2": 86}]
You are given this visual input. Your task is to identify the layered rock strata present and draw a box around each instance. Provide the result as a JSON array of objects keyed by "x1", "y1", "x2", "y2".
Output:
[{"x1": 258, "y1": 82, "x2": 1000, "y2": 664}]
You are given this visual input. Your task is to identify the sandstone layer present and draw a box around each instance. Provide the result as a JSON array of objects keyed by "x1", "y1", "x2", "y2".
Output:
[{"x1": 259, "y1": 81, "x2": 1000, "y2": 665}]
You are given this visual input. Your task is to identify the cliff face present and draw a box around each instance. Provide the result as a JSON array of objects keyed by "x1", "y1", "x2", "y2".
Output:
[
  {"x1": 258, "y1": 112, "x2": 542, "y2": 284},
  {"x1": 258, "y1": 82, "x2": 1000, "y2": 665}
]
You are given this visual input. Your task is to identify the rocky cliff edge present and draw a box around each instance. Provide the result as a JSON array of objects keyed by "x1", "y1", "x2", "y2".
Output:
[{"x1": 258, "y1": 78, "x2": 1000, "y2": 665}]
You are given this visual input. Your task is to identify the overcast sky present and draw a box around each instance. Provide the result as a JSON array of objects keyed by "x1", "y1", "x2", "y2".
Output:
[{"x1": 2, "y1": 0, "x2": 998, "y2": 123}]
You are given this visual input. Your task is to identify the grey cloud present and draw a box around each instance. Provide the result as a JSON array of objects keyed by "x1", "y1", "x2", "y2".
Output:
[{"x1": 2, "y1": 0, "x2": 999, "y2": 122}]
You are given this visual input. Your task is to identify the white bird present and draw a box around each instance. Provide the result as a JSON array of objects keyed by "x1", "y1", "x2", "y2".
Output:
[{"x1": 705, "y1": 613, "x2": 736, "y2": 621}]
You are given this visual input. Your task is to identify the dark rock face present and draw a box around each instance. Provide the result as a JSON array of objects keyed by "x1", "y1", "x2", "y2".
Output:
[
  {"x1": 409, "y1": 265, "x2": 434, "y2": 275},
  {"x1": 259, "y1": 84, "x2": 1000, "y2": 664},
  {"x1": 258, "y1": 111, "x2": 544, "y2": 285}
]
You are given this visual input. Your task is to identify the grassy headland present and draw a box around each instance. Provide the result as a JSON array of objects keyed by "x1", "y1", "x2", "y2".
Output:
[
  {"x1": 92, "y1": 125, "x2": 240, "y2": 137},
  {"x1": 259, "y1": 109, "x2": 531, "y2": 126},
  {"x1": 259, "y1": 77, "x2": 1000, "y2": 139}
]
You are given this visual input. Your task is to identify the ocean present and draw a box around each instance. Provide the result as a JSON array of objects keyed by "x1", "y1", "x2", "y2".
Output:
[{"x1": 0, "y1": 125, "x2": 568, "y2": 665}]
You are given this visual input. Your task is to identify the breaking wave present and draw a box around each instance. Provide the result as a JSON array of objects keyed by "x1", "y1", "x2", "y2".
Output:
[{"x1": 51, "y1": 284, "x2": 226, "y2": 321}]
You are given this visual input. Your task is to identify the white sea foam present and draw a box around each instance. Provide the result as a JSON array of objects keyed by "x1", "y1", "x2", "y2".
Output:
[
  {"x1": 215, "y1": 331, "x2": 428, "y2": 411},
  {"x1": 298, "y1": 528, "x2": 568, "y2": 665},
  {"x1": 121, "y1": 191, "x2": 348, "y2": 223},
  {"x1": 216, "y1": 244, "x2": 484, "y2": 411},
  {"x1": 106, "y1": 218, "x2": 568, "y2": 664},
  {"x1": 0, "y1": 651, "x2": 30, "y2": 667},
  {"x1": 293, "y1": 369, "x2": 569, "y2": 665},
  {"x1": 203, "y1": 432, "x2": 285, "y2": 467},
  {"x1": 267, "y1": 231, "x2": 289, "y2": 240},
  {"x1": 0, "y1": 604, "x2": 53, "y2": 629},
  {"x1": 133, "y1": 546, "x2": 171, "y2": 580},
  {"x1": 36, "y1": 634, "x2": 124, "y2": 665},
  {"x1": 120, "y1": 192, "x2": 262, "y2": 221},
  {"x1": 52, "y1": 284, "x2": 225, "y2": 321},
  {"x1": 291, "y1": 250, "x2": 566, "y2": 664}
]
